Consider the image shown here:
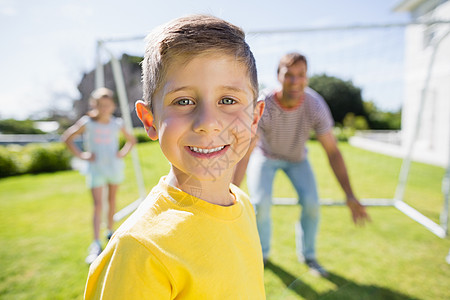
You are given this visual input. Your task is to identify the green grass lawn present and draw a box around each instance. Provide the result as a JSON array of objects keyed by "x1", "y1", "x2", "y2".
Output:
[{"x1": 0, "y1": 141, "x2": 449, "y2": 299}]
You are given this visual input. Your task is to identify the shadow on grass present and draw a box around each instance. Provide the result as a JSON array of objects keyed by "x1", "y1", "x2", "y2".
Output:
[{"x1": 265, "y1": 261, "x2": 420, "y2": 300}]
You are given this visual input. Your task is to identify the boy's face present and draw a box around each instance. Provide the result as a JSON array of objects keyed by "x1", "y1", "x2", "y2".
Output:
[
  {"x1": 278, "y1": 61, "x2": 308, "y2": 101},
  {"x1": 139, "y1": 54, "x2": 262, "y2": 183}
]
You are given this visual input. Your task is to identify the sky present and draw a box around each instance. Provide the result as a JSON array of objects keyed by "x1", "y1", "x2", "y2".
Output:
[{"x1": 0, "y1": 0, "x2": 410, "y2": 120}]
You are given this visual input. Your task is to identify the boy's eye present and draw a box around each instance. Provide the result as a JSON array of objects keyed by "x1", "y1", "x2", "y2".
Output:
[
  {"x1": 176, "y1": 99, "x2": 194, "y2": 106},
  {"x1": 220, "y1": 98, "x2": 236, "y2": 105}
]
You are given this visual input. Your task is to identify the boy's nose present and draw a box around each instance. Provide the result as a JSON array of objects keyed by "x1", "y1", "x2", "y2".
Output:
[{"x1": 192, "y1": 104, "x2": 222, "y2": 134}]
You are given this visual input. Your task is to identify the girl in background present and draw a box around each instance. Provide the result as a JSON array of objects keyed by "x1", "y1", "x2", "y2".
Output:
[{"x1": 62, "y1": 87, "x2": 136, "y2": 264}]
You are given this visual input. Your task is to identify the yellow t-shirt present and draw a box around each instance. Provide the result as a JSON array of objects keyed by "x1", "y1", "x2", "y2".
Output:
[{"x1": 84, "y1": 177, "x2": 265, "y2": 299}]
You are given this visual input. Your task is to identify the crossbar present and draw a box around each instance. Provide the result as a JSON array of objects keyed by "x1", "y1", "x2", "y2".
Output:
[{"x1": 272, "y1": 197, "x2": 446, "y2": 238}]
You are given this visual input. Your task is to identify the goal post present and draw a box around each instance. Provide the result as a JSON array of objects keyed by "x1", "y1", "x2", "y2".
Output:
[
  {"x1": 246, "y1": 21, "x2": 450, "y2": 238},
  {"x1": 94, "y1": 20, "x2": 450, "y2": 236},
  {"x1": 394, "y1": 26, "x2": 450, "y2": 238},
  {"x1": 95, "y1": 40, "x2": 147, "y2": 222}
]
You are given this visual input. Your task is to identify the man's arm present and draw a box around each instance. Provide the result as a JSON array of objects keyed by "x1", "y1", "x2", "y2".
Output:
[
  {"x1": 232, "y1": 135, "x2": 258, "y2": 187},
  {"x1": 316, "y1": 130, "x2": 370, "y2": 225}
]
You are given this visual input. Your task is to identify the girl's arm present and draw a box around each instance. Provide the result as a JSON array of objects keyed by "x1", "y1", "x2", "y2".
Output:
[
  {"x1": 61, "y1": 118, "x2": 94, "y2": 161},
  {"x1": 117, "y1": 127, "x2": 137, "y2": 158}
]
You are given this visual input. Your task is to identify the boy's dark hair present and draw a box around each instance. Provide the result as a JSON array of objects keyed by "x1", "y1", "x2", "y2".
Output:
[
  {"x1": 142, "y1": 14, "x2": 258, "y2": 111},
  {"x1": 277, "y1": 52, "x2": 308, "y2": 74}
]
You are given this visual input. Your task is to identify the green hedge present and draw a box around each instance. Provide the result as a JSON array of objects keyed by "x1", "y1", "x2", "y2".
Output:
[
  {"x1": 0, "y1": 143, "x2": 72, "y2": 178},
  {"x1": 119, "y1": 127, "x2": 152, "y2": 148},
  {"x1": 0, "y1": 129, "x2": 153, "y2": 178},
  {"x1": 309, "y1": 126, "x2": 355, "y2": 142},
  {"x1": 27, "y1": 143, "x2": 72, "y2": 174},
  {"x1": 0, "y1": 146, "x2": 19, "y2": 177}
]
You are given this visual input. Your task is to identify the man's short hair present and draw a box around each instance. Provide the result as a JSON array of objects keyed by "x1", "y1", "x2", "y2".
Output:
[
  {"x1": 142, "y1": 14, "x2": 258, "y2": 111},
  {"x1": 277, "y1": 52, "x2": 308, "y2": 74}
]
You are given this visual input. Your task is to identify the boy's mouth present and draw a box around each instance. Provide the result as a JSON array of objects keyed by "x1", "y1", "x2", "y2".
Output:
[
  {"x1": 188, "y1": 145, "x2": 225, "y2": 154},
  {"x1": 186, "y1": 145, "x2": 229, "y2": 158}
]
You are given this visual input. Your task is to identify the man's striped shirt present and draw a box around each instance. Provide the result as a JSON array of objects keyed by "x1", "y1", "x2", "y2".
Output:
[{"x1": 256, "y1": 87, "x2": 334, "y2": 162}]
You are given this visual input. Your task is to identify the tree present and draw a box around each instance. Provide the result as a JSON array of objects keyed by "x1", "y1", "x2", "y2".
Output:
[
  {"x1": 364, "y1": 101, "x2": 401, "y2": 130},
  {"x1": 0, "y1": 119, "x2": 44, "y2": 134},
  {"x1": 309, "y1": 74, "x2": 366, "y2": 125}
]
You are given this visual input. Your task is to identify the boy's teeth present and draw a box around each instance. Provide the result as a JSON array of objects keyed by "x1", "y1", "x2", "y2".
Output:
[{"x1": 190, "y1": 146, "x2": 225, "y2": 154}]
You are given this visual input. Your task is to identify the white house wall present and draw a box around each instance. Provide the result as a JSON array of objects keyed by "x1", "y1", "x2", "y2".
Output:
[{"x1": 401, "y1": 1, "x2": 450, "y2": 166}]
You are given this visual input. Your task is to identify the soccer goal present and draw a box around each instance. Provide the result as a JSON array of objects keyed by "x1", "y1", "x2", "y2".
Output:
[
  {"x1": 245, "y1": 21, "x2": 450, "y2": 238},
  {"x1": 95, "y1": 20, "x2": 450, "y2": 238}
]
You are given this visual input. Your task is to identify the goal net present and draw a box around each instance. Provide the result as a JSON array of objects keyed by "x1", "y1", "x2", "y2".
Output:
[{"x1": 96, "y1": 21, "x2": 450, "y2": 237}]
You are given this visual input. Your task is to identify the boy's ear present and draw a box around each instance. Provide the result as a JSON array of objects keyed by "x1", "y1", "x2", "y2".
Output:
[
  {"x1": 251, "y1": 101, "x2": 265, "y2": 136},
  {"x1": 135, "y1": 100, "x2": 158, "y2": 141}
]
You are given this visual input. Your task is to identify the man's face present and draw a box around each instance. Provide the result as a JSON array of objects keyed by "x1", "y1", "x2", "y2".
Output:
[{"x1": 278, "y1": 61, "x2": 308, "y2": 101}]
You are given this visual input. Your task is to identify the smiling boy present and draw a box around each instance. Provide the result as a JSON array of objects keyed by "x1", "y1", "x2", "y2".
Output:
[{"x1": 84, "y1": 15, "x2": 265, "y2": 299}]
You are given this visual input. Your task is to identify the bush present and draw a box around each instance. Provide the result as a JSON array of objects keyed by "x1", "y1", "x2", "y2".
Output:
[
  {"x1": 343, "y1": 113, "x2": 369, "y2": 130},
  {"x1": 0, "y1": 119, "x2": 45, "y2": 134},
  {"x1": 1, "y1": 129, "x2": 152, "y2": 178},
  {"x1": 309, "y1": 126, "x2": 355, "y2": 142},
  {"x1": 364, "y1": 101, "x2": 401, "y2": 130},
  {"x1": 135, "y1": 128, "x2": 151, "y2": 143},
  {"x1": 119, "y1": 128, "x2": 153, "y2": 147},
  {"x1": 332, "y1": 127, "x2": 355, "y2": 142},
  {"x1": 26, "y1": 143, "x2": 72, "y2": 174},
  {"x1": 309, "y1": 74, "x2": 366, "y2": 125},
  {"x1": 0, "y1": 146, "x2": 18, "y2": 177}
]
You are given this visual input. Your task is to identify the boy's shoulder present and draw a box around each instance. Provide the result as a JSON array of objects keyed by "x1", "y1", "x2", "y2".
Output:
[
  {"x1": 112, "y1": 178, "x2": 202, "y2": 244},
  {"x1": 115, "y1": 180, "x2": 174, "y2": 234}
]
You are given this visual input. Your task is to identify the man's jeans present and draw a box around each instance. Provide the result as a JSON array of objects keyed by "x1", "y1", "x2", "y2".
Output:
[{"x1": 247, "y1": 148, "x2": 320, "y2": 261}]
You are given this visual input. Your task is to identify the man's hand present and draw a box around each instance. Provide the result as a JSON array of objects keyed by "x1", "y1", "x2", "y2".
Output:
[{"x1": 346, "y1": 195, "x2": 371, "y2": 226}]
